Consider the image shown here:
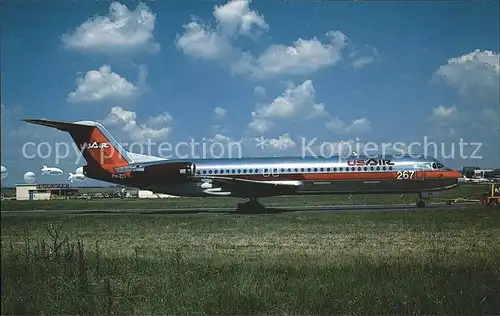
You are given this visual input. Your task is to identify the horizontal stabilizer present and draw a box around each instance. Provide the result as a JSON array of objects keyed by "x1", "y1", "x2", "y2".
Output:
[
  {"x1": 23, "y1": 118, "x2": 133, "y2": 170},
  {"x1": 22, "y1": 119, "x2": 94, "y2": 131}
]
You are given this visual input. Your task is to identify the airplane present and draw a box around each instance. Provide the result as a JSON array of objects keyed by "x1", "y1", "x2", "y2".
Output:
[
  {"x1": 23, "y1": 119, "x2": 466, "y2": 210},
  {"x1": 67, "y1": 172, "x2": 86, "y2": 183},
  {"x1": 41, "y1": 165, "x2": 63, "y2": 175}
]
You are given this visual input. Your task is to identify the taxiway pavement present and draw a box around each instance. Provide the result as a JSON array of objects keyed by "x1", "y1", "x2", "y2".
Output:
[{"x1": 0, "y1": 202, "x2": 477, "y2": 217}]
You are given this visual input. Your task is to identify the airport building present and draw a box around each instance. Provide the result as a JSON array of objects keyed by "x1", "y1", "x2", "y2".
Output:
[
  {"x1": 15, "y1": 183, "x2": 80, "y2": 201},
  {"x1": 137, "y1": 190, "x2": 179, "y2": 199}
]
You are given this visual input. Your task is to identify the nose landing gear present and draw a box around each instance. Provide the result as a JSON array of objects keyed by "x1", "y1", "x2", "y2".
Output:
[
  {"x1": 416, "y1": 200, "x2": 426, "y2": 208},
  {"x1": 416, "y1": 193, "x2": 427, "y2": 208}
]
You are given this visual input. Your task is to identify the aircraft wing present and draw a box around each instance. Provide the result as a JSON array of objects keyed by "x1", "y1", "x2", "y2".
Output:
[{"x1": 198, "y1": 176, "x2": 303, "y2": 196}]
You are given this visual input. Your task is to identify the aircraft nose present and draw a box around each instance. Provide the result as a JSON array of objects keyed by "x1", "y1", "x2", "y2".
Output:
[{"x1": 455, "y1": 171, "x2": 467, "y2": 185}]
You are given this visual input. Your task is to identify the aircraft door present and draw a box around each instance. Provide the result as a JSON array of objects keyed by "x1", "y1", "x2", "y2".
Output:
[
  {"x1": 179, "y1": 163, "x2": 196, "y2": 177},
  {"x1": 415, "y1": 166, "x2": 425, "y2": 181}
]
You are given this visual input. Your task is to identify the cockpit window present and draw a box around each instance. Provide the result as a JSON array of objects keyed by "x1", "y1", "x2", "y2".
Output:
[{"x1": 432, "y1": 162, "x2": 451, "y2": 170}]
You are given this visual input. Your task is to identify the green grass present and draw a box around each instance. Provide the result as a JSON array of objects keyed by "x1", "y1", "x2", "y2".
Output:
[
  {"x1": 2, "y1": 206, "x2": 500, "y2": 314},
  {"x1": 0, "y1": 184, "x2": 488, "y2": 212}
]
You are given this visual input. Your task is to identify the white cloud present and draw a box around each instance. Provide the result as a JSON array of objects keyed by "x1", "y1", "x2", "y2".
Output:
[
  {"x1": 352, "y1": 56, "x2": 376, "y2": 70},
  {"x1": 480, "y1": 108, "x2": 500, "y2": 131},
  {"x1": 350, "y1": 48, "x2": 380, "y2": 70},
  {"x1": 176, "y1": 0, "x2": 377, "y2": 79},
  {"x1": 433, "y1": 49, "x2": 500, "y2": 97},
  {"x1": 61, "y1": 2, "x2": 159, "y2": 55},
  {"x1": 249, "y1": 80, "x2": 369, "y2": 135},
  {"x1": 175, "y1": 18, "x2": 233, "y2": 60},
  {"x1": 209, "y1": 133, "x2": 235, "y2": 143},
  {"x1": 251, "y1": 80, "x2": 326, "y2": 123},
  {"x1": 233, "y1": 31, "x2": 348, "y2": 78},
  {"x1": 326, "y1": 117, "x2": 371, "y2": 134},
  {"x1": 103, "y1": 106, "x2": 173, "y2": 142},
  {"x1": 147, "y1": 112, "x2": 174, "y2": 127},
  {"x1": 248, "y1": 118, "x2": 274, "y2": 134},
  {"x1": 430, "y1": 105, "x2": 458, "y2": 122},
  {"x1": 428, "y1": 105, "x2": 460, "y2": 136},
  {"x1": 253, "y1": 85, "x2": 266, "y2": 97},
  {"x1": 214, "y1": 107, "x2": 227, "y2": 118},
  {"x1": 175, "y1": 0, "x2": 268, "y2": 60},
  {"x1": 213, "y1": 0, "x2": 269, "y2": 37},
  {"x1": 67, "y1": 65, "x2": 145, "y2": 103}
]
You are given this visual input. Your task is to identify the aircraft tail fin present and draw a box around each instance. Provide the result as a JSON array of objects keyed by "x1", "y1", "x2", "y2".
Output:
[{"x1": 23, "y1": 119, "x2": 133, "y2": 172}]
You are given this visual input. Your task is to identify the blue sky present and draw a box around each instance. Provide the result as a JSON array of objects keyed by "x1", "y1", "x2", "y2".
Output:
[{"x1": 1, "y1": 0, "x2": 499, "y2": 186}]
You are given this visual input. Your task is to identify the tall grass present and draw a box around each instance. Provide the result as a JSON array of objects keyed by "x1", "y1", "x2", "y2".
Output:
[{"x1": 2, "y1": 208, "x2": 500, "y2": 315}]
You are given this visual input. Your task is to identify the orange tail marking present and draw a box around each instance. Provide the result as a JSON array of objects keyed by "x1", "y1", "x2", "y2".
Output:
[{"x1": 81, "y1": 127, "x2": 129, "y2": 172}]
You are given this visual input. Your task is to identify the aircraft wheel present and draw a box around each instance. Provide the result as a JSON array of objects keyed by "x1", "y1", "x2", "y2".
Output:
[{"x1": 416, "y1": 200, "x2": 426, "y2": 208}]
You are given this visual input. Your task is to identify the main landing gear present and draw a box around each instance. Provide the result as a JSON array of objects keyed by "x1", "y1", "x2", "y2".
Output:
[{"x1": 236, "y1": 198, "x2": 266, "y2": 213}]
